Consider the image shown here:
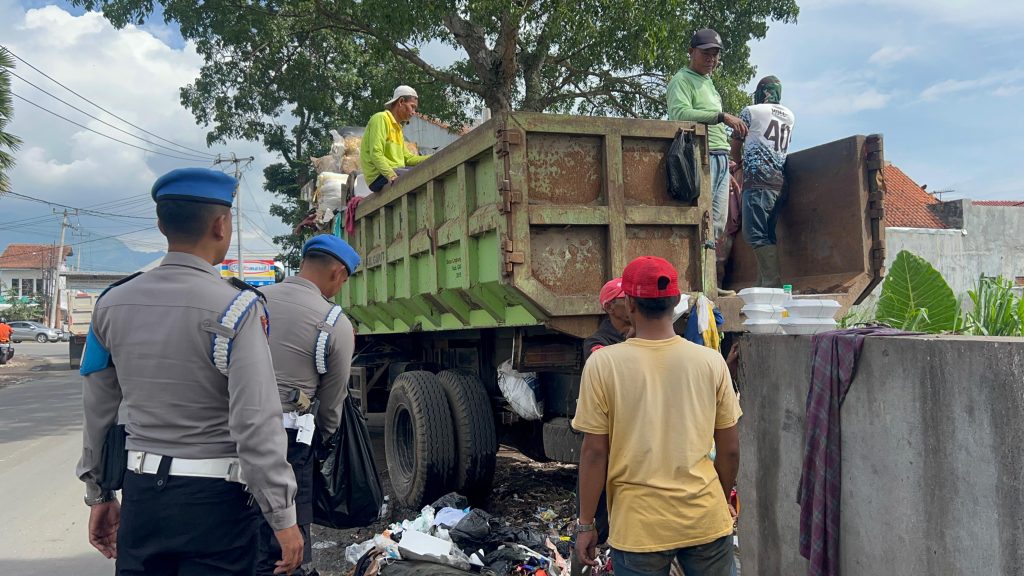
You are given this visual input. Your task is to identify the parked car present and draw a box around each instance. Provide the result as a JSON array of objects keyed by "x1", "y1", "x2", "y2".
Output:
[{"x1": 8, "y1": 321, "x2": 61, "y2": 343}]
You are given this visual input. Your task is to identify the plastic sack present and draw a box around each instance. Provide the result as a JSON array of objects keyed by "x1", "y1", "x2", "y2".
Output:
[
  {"x1": 666, "y1": 128, "x2": 702, "y2": 202},
  {"x1": 496, "y1": 359, "x2": 543, "y2": 420},
  {"x1": 311, "y1": 153, "x2": 341, "y2": 175},
  {"x1": 312, "y1": 396, "x2": 385, "y2": 529},
  {"x1": 346, "y1": 539, "x2": 376, "y2": 565},
  {"x1": 430, "y1": 492, "x2": 470, "y2": 510}
]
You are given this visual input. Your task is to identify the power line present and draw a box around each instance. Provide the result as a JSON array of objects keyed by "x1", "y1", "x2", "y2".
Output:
[
  {"x1": 0, "y1": 226, "x2": 157, "y2": 263},
  {"x1": 4, "y1": 190, "x2": 156, "y2": 220},
  {"x1": 11, "y1": 93, "x2": 212, "y2": 163},
  {"x1": 1, "y1": 46, "x2": 222, "y2": 159},
  {"x1": 9, "y1": 70, "x2": 215, "y2": 162}
]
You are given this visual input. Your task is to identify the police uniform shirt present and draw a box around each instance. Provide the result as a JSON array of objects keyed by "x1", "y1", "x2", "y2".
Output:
[
  {"x1": 261, "y1": 276, "x2": 355, "y2": 436},
  {"x1": 76, "y1": 252, "x2": 298, "y2": 530}
]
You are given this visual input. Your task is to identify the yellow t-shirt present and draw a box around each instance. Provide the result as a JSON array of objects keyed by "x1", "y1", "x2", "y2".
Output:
[{"x1": 571, "y1": 336, "x2": 742, "y2": 552}]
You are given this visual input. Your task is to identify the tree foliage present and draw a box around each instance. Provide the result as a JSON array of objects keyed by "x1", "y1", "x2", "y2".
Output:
[
  {"x1": 0, "y1": 48, "x2": 23, "y2": 195},
  {"x1": 1, "y1": 288, "x2": 40, "y2": 322},
  {"x1": 74, "y1": 0, "x2": 799, "y2": 253}
]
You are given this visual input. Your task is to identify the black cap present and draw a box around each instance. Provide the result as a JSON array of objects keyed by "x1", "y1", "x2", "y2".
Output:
[{"x1": 691, "y1": 28, "x2": 723, "y2": 50}]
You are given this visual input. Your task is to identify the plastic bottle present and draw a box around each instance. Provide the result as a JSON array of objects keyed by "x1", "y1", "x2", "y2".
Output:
[
  {"x1": 782, "y1": 284, "x2": 793, "y2": 318},
  {"x1": 379, "y1": 495, "x2": 390, "y2": 520}
]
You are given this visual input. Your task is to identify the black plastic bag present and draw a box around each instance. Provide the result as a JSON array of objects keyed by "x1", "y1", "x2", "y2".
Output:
[
  {"x1": 449, "y1": 508, "x2": 496, "y2": 551},
  {"x1": 431, "y1": 492, "x2": 469, "y2": 511},
  {"x1": 666, "y1": 128, "x2": 702, "y2": 202},
  {"x1": 312, "y1": 396, "x2": 384, "y2": 528}
]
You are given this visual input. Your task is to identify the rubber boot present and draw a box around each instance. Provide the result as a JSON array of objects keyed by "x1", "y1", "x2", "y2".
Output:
[{"x1": 754, "y1": 245, "x2": 782, "y2": 288}]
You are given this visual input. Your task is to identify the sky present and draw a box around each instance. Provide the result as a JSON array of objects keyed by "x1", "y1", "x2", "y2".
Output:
[{"x1": 0, "y1": 0, "x2": 1021, "y2": 263}]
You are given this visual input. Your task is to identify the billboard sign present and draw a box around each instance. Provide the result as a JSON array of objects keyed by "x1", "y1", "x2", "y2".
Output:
[{"x1": 220, "y1": 259, "x2": 278, "y2": 286}]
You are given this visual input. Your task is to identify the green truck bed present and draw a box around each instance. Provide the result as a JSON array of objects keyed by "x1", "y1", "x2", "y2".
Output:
[{"x1": 339, "y1": 112, "x2": 884, "y2": 336}]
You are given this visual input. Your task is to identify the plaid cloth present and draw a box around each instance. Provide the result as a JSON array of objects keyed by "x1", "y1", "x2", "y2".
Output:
[{"x1": 797, "y1": 327, "x2": 909, "y2": 576}]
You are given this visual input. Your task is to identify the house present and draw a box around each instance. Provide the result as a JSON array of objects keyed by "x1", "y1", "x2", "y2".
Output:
[
  {"x1": 0, "y1": 244, "x2": 74, "y2": 300},
  {"x1": 863, "y1": 164, "x2": 1024, "y2": 305}
]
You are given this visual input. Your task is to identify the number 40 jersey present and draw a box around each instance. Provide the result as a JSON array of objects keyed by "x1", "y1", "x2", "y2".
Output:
[{"x1": 735, "y1": 103, "x2": 796, "y2": 193}]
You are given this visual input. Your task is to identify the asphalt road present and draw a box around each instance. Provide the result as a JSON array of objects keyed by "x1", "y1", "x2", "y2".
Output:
[
  {"x1": 0, "y1": 345, "x2": 388, "y2": 575},
  {"x1": 0, "y1": 355, "x2": 113, "y2": 575}
]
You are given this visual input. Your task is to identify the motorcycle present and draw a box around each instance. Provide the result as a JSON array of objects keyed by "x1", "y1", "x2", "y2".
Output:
[{"x1": 0, "y1": 342, "x2": 14, "y2": 365}]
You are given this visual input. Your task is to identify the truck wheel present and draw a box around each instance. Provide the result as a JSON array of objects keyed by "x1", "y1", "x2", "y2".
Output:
[
  {"x1": 36, "y1": 334, "x2": 48, "y2": 343},
  {"x1": 437, "y1": 369, "x2": 497, "y2": 500},
  {"x1": 385, "y1": 370, "x2": 456, "y2": 507},
  {"x1": 543, "y1": 417, "x2": 584, "y2": 464}
]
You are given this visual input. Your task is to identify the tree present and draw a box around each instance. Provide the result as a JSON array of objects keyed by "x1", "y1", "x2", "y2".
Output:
[
  {"x1": 75, "y1": 0, "x2": 798, "y2": 252},
  {"x1": 2, "y1": 288, "x2": 40, "y2": 322},
  {"x1": 0, "y1": 47, "x2": 23, "y2": 195}
]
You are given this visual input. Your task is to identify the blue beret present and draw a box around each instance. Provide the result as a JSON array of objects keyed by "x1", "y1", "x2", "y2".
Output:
[
  {"x1": 151, "y1": 168, "x2": 237, "y2": 206},
  {"x1": 303, "y1": 234, "x2": 361, "y2": 273}
]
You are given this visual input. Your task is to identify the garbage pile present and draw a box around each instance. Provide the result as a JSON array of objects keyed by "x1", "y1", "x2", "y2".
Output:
[{"x1": 344, "y1": 492, "x2": 608, "y2": 576}]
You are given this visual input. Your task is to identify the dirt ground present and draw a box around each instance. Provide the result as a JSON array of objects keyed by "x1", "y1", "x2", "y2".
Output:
[{"x1": 310, "y1": 447, "x2": 580, "y2": 575}]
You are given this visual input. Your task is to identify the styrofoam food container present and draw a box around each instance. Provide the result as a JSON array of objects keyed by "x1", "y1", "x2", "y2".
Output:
[
  {"x1": 741, "y1": 304, "x2": 786, "y2": 321},
  {"x1": 779, "y1": 317, "x2": 837, "y2": 335},
  {"x1": 738, "y1": 287, "x2": 788, "y2": 306},
  {"x1": 743, "y1": 319, "x2": 782, "y2": 334},
  {"x1": 785, "y1": 298, "x2": 841, "y2": 319}
]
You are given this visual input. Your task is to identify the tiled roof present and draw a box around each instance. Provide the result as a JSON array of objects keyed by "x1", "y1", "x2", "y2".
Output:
[
  {"x1": 0, "y1": 244, "x2": 74, "y2": 270},
  {"x1": 972, "y1": 200, "x2": 1024, "y2": 207},
  {"x1": 883, "y1": 164, "x2": 950, "y2": 229}
]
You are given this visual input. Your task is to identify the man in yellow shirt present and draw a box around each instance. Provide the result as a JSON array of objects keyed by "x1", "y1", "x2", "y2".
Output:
[
  {"x1": 573, "y1": 256, "x2": 741, "y2": 576},
  {"x1": 360, "y1": 85, "x2": 431, "y2": 192}
]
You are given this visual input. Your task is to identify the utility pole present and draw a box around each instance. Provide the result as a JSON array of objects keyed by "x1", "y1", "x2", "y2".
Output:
[
  {"x1": 51, "y1": 208, "x2": 76, "y2": 329},
  {"x1": 214, "y1": 154, "x2": 254, "y2": 282}
]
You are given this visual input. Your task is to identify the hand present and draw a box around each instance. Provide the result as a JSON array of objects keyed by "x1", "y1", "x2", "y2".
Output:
[
  {"x1": 729, "y1": 501, "x2": 738, "y2": 521},
  {"x1": 88, "y1": 499, "x2": 120, "y2": 559},
  {"x1": 726, "y1": 344, "x2": 740, "y2": 381},
  {"x1": 575, "y1": 529, "x2": 599, "y2": 567},
  {"x1": 273, "y1": 525, "x2": 305, "y2": 575},
  {"x1": 387, "y1": 173, "x2": 399, "y2": 185},
  {"x1": 723, "y1": 113, "x2": 748, "y2": 138}
]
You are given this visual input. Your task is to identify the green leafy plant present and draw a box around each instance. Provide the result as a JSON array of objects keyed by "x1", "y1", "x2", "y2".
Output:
[
  {"x1": 963, "y1": 275, "x2": 1023, "y2": 336},
  {"x1": 876, "y1": 250, "x2": 960, "y2": 333},
  {"x1": 1, "y1": 288, "x2": 40, "y2": 322},
  {"x1": 838, "y1": 305, "x2": 876, "y2": 328}
]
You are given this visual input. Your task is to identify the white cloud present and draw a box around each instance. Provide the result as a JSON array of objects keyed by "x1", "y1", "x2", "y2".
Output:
[
  {"x1": 868, "y1": 45, "x2": 918, "y2": 66},
  {"x1": 784, "y1": 71, "x2": 894, "y2": 116},
  {"x1": 920, "y1": 69, "x2": 1024, "y2": 101},
  {"x1": 1, "y1": 2, "x2": 287, "y2": 255},
  {"x1": 800, "y1": 0, "x2": 1024, "y2": 28}
]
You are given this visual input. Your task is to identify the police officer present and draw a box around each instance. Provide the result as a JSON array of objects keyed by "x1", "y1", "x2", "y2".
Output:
[
  {"x1": 76, "y1": 168, "x2": 304, "y2": 575},
  {"x1": 256, "y1": 234, "x2": 359, "y2": 575}
]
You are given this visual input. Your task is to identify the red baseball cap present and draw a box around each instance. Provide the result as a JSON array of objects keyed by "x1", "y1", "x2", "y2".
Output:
[
  {"x1": 622, "y1": 256, "x2": 681, "y2": 298},
  {"x1": 599, "y1": 277, "x2": 624, "y2": 307}
]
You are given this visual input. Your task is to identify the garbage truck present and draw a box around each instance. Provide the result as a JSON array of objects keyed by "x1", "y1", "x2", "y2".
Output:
[{"x1": 329, "y1": 112, "x2": 886, "y2": 506}]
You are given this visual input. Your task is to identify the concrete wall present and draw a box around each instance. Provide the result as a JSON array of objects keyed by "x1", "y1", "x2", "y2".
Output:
[
  {"x1": 737, "y1": 333, "x2": 1024, "y2": 575},
  {"x1": 858, "y1": 203, "x2": 1024, "y2": 312}
]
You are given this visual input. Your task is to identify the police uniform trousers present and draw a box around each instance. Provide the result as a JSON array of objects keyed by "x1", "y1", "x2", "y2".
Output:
[
  {"x1": 256, "y1": 429, "x2": 314, "y2": 575},
  {"x1": 116, "y1": 461, "x2": 260, "y2": 575}
]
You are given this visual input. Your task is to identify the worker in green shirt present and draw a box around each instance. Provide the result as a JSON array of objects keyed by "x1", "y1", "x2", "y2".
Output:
[
  {"x1": 667, "y1": 28, "x2": 748, "y2": 296},
  {"x1": 361, "y1": 85, "x2": 431, "y2": 193}
]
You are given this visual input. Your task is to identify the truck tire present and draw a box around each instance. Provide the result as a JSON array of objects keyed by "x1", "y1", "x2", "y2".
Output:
[
  {"x1": 543, "y1": 417, "x2": 584, "y2": 464},
  {"x1": 385, "y1": 370, "x2": 456, "y2": 507},
  {"x1": 437, "y1": 369, "x2": 497, "y2": 499}
]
